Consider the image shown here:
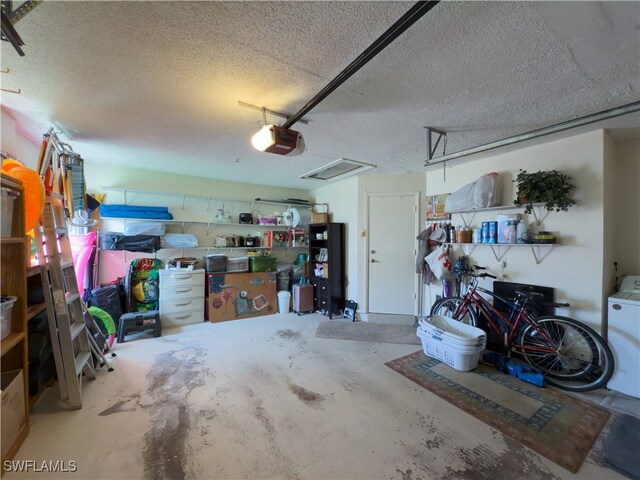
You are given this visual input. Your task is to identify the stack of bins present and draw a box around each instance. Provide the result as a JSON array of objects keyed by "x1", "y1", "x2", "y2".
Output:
[
  {"x1": 204, "y1": 254, "x2": 227, "y2": 273},
  {"x1": 416, "y1": 316, "x2": 486, "y2": 371}
]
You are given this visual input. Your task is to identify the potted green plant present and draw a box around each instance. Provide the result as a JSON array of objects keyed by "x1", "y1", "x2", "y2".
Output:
[{"x1": 513, "y1": 169, "x2": 576, "y2": 214}]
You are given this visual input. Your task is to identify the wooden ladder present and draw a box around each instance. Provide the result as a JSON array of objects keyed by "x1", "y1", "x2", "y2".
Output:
[{"x1": 34, "y1": 192, "x2": 109, "y2": 409}]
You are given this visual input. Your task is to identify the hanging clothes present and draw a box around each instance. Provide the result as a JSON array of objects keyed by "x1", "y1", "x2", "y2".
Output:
[{"x1": 416, "y1": 227, "x2": 435, "y2": 285}]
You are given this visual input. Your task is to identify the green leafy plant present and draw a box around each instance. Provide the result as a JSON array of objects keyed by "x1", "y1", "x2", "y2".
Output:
[{"x1": 513, "y1": 169, "x2": 576, "y2": 214}]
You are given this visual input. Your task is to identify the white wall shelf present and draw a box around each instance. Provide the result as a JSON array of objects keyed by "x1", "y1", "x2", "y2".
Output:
[
  {"x1": 99, "y1": 217, "x2": 300, "y2": 235},
  {"x1": 100, "y1": 186, "x2": 313, "y2": 211},
  {"x1": 445, "y1": 242, "x2": 557, "y2": 264},
  {"x1": 108, "y1": 245, "x2": 308, "y2": 262},
  {"x1": 449, "y1": 203, "x2": 547, "y2": 227}
]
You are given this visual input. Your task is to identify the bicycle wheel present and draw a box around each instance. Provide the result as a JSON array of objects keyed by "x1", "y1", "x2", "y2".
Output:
[
  {"x1": 430, "y1": 296, "x2": 478, "y2": 327},
  {"x1": 517, "y1": 316, "x2": 614, "y2": 392}
]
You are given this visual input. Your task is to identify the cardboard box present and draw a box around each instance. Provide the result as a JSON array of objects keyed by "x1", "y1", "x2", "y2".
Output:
[
  {"x1": 1, "y1": 369, "x2": 26, "y2": 459},
  {"x1": 312, "y1": 204, "x2": 329, "y2": 224},
  {"x1": 311, "y1": 213, "x2": 329, "y2": 223},
  {"x1": 207, "y1": 272, "x2": 277, "y2": 322}
]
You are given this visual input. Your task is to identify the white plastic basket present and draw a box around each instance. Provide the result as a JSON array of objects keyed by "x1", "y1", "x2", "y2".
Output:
[
  {"x1": 417, "y1": 326, "x2": 486, "y2": 349},
  {"x1": 417, "y1": 330, "x2": 484, "y2": 371},
  {"x1": 419, "y1": 315, "x2": 486, "y2": 344},
  {"x1": 1, "y1": 296, "x2": 17, "y2": 340}
]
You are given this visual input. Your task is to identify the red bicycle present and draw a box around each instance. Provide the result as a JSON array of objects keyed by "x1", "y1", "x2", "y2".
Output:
[{"x1": 430, "y1": 266, "x2": 614, "y2": 392}]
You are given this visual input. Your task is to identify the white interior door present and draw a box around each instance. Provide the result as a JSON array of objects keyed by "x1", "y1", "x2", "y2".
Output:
[{"x1": 367, "y1": 193, "x2": 418, "y2": 315}]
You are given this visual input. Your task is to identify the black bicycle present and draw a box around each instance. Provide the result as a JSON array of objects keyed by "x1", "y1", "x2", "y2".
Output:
[{"x1": 430, "y1": 266, "x2": 614, "y2": 392}]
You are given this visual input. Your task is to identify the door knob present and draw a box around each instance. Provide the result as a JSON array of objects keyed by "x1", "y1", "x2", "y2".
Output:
[
  {"x1": 370, "y1": 250, "x2": 377, "y2": 254},
  {"x1": 371, "y1": 259, "x2": 379, "y2": 263}
]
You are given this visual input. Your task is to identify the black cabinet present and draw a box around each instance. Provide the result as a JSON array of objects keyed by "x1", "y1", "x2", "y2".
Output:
[{"x1": 308, "y1": 223, "x2": 344, "y2": 318}]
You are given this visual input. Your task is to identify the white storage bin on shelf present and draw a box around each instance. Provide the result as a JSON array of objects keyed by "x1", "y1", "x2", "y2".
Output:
[
  {"x1": 227, "y1": 256, "x2": 249, "y2": 273},
  {"x1": 204, "y1": 254, "x2": 227, "y2": 273},
  {"x1": 416, "y1": 315, "x2": 487, "y2": 371},
  {"x1": 1, "y1": 187, "x2": 18, "y2": 237},
  {"x1": 1, "y1": 296, "x2": 17, "y2": 340}
]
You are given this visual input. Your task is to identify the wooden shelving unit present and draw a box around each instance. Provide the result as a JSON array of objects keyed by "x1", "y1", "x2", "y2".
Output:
[{"x1": 1, "y1": 173, "x2": 29, "y2": 473}]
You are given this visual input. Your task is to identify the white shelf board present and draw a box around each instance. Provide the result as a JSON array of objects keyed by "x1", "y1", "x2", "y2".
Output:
[{"x1": 445, "y1": 242, "x2": 557, "y2": 264}]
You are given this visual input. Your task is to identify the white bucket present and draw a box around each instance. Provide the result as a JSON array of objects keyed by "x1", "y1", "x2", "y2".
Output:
[{"x1": 277, "y1": 291, "x2": 291, "y2": 314}]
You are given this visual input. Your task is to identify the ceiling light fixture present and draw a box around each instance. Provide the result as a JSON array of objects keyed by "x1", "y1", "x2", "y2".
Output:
[{"x1": 251, "y1": 124, "x2": 306, "y2": 156}]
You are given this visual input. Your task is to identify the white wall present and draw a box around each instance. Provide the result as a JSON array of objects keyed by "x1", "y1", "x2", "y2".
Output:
[
  {"x1": 310, "y1": 172, "x2": 426, "y2": 320},
  {"x1": 426, "y1": 130, "x2": 606, "y2": 333},
  {"x1": 0, "y1": 108, "x2": 40, "y2": 168},
  {"x1": 86, "y1": 163, "x2": 310, "y2": 283},
  {"x1": 610, "y1": 138, "x2": 640, "y2": 280},
  {"x1": 603, "y1": 132, "x2": 617, "y2": 330},
  {"x1": 309, "y1": 176, "x2": 359, "y2": 301}
]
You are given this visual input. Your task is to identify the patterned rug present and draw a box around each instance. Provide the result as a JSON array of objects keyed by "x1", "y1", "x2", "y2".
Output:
[{"x1": 386, "y1": 351, "x2": 611, "y2": 473}]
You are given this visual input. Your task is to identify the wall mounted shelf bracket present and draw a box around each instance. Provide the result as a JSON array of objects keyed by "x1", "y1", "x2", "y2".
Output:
[{"x1": 425, "y1": 127, "x2": 447, "y2": 161}]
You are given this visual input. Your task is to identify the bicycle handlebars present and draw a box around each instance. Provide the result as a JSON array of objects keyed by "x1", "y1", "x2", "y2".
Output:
[
  {"x1": 476, "y1": 272, "x2": 497, "y2": 279},
  {"x1": 456, "y1": 265, "x2": 496, "y2": 280}
]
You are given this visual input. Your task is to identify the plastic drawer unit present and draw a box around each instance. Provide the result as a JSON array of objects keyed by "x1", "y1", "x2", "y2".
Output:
[{"x1": 159, "y1": 269, "x2": 205, "y2": 327}]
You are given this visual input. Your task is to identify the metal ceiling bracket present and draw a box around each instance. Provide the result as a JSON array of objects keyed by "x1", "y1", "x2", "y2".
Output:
[
  {"x1": 425, "y1": 127, "x2": 447, "y2": 161},
  {"x1": 3, "y1": 0, "x2": 40, "y2": 23},
  {"x1": 238, "y1": 101, "x2": 309, "y2": 126},
  {"x1": 424, "y1": 101, "x2": 640, "y2": 167}
]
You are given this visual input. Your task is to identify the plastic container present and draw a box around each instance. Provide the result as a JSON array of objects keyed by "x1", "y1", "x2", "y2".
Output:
[
  {"x1": 249, "y1": 257, "x2": 277, "y2": 272},
  {"x1": 418, "y1": 325, "x2": 486, "y2": 350},
  {"x1": 481, "y1": 222, "x2": 489, "y2": 244},
  {"x1": 488, "y1": 221, "x2": 498, "y2": 244},
  {"x1": 227, "y1": 256, "x2": 249, "y2": 273},
  {"x1": 277, "y1": 291, "x2": 291, "y2": 314},
  {"x1": 204, "y1": 254, "x2": 227, "y2": 273},
  {"x1": 419, "y1": 315, "x2": 487, "y2": 344},
  {"x1": 1, "y1": 296, "x2": 17, "y2": 340},
  {"x1": 417, "y1": 330, "x2": 484, "y2": 371},
  {"x1": 1, "y1": 188, "x2": 18, "y2": 237},
  {"x1": 277, "y1": 272, "x2": 290, "y2": 291},
  {"x1": 416, "y1": 315, "x2": 487, "y2": 371},
  {"x1": 516, "y1": 220, "x2": 527, "y2": 244}
]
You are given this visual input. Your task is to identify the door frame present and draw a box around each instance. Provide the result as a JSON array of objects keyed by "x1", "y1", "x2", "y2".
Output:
[{"x1": 364, "y1": 191, "x2": 420, "y2": 316}]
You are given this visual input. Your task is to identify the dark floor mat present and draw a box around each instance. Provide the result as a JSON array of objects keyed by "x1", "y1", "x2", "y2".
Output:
[{"x1": 602, "y1": 414, "x2": 640, "y2": 479}]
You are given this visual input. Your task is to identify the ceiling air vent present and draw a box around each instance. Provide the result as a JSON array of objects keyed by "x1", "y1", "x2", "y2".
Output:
[{"x1": 300, "y1": 158, "x2": 375, "y2": 181}]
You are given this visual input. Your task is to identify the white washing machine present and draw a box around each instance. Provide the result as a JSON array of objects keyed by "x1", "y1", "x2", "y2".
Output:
[{"x1": 607, "y1": 275, "x2": 640, "y2": 398}]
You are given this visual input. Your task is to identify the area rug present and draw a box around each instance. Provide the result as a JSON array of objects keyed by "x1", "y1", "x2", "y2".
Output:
[
  {"x1": 315, "y1": 320, "x2": 421, "y2": 345},
  {"x1": 385, "y1": 351, "x2": 611, "y2": 473}
]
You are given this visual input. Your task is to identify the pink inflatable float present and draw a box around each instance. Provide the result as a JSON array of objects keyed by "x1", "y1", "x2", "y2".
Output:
[{"x1": 69, "y1": 232, "x2": 96, "y2": 294}]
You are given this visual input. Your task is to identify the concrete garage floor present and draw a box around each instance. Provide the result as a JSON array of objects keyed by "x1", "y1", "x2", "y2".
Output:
[{"x1": 7, "y1": 313, "x2": 629, "y2": 480}]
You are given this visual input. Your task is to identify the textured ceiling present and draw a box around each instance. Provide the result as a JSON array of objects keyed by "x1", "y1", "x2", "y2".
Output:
[{"x1": 1, "y1": 1, "x2": 639, "y2": 189}]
